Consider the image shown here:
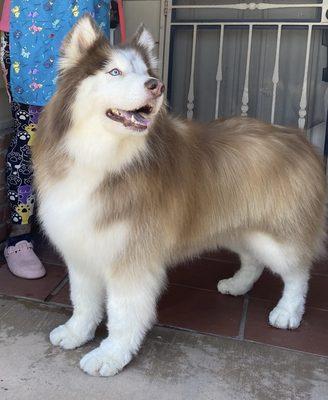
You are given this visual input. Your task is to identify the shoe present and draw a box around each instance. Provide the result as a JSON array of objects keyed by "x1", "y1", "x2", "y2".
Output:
[{"x1": 4, "y1": 240, "x2": 46, "y2": 279}]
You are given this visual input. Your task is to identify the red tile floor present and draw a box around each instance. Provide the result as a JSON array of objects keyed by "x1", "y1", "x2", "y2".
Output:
[{"x1": 1, "y1": 235, "x2": 328, "y2": 357}]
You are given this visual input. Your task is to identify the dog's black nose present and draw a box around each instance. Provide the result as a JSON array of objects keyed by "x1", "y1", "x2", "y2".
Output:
[{"x1": 145, "y1": 78, "x2": 165, "y2": 97}]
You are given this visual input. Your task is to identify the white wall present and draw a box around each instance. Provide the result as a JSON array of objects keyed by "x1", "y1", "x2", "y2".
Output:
[
  {"x1": 123, "y1": 0, "x2": 161, "y2": 43},
  {"x1": 123, "y1": 0, "x2": 162, "y2": 72}
]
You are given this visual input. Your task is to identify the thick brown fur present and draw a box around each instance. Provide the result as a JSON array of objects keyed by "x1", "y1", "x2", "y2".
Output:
[{"x1": 34, "y1": 110, "x2": 326, "y2": 268}]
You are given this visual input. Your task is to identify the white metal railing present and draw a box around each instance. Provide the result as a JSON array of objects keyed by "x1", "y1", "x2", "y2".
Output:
[
  {"x1": 298, "y1": 24, "x2": 313, "y2": 129},
  {"x1": 214, "y1": 24, "x2": 224, "y2": 119},
  {"x1": 271, "y1": 24, "x2": 281, "y2": 124},
  {"x1": 187, "y1": 25, "x2": 197, "y2": 120},
  {"x1": 162, "y1": 1, "x2": 328, "y2": 130},
  {"x1": 241, "y1": 24, "x2": 253, "y2": 117},
  {"x1": 171, "y1": 3, "x2": 324, "y2": 11}
]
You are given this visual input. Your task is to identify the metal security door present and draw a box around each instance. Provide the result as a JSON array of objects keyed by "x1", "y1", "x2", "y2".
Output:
[{"x1": 161, "y1": 1, "x2": 328, "y2": 148}]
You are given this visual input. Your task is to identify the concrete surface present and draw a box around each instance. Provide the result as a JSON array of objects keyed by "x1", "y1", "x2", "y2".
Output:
[{"x1": 0, "y1": 296, "x2": 328, "y2": 400}]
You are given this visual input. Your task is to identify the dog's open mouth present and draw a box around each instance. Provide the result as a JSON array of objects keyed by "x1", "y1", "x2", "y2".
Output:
[{"x1": 106, "y1": 104, "x2": 153, "y2": 131}]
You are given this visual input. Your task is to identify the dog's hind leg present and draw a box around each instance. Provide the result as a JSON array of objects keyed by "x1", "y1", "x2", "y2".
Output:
[
  {"x1": 217, "y1": 252, "x2": 264, "y2": 296},
  {"x1": 268, "y1": 268, "x2": 309, "y2": 329},
  {"x1": 80, "y1": 264, "x2": 166, "y2": 377},
  {"x1": 247, "y1": 232, "x2": 310, "y2": 329},
  {"x1": 50, "y1": 266, "x2": 105, "y2": 350}
]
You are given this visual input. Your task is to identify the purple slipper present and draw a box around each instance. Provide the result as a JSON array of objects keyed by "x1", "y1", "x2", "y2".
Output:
[{"x1": 4, "y1": 240, "x2": 46, "y2": 279}]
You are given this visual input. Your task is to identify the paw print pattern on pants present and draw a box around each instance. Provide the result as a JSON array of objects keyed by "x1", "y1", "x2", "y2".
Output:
[
  {"x1": 16, "y1": 109, "x2": 29, "y2": 123},
  {"x1": 2, "y1": 36, "x2": 39, "y2": 226},
  {"x1": 8, "y1": 191, "x2": 18, "y2": 203},
  {"x1": 18, "y1": 131, "x2": 30, "y2": 142},
  {"x1": 18, "y1": 185, "x2": 32, "y2": 204},
  {"x1": 25, "y1": 124, "x2": 37, "y2": 146},
  {"x1": 12, "y1": 211, "x2": 22, "y2": 224},
  {"x1": 15, "y1": 204, "x2": 31, "y2": 224}
]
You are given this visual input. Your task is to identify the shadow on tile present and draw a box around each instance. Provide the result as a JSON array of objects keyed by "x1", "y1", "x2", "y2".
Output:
[
  {"x1": 249, "y1": 270, "x2": 328, "y2": 310},
  {"x1": 168, "y1": 257, "x2": 239, "y2": 291},
  {"x1": 158, "y1": 284, "x2": 244, "y2": 337}
]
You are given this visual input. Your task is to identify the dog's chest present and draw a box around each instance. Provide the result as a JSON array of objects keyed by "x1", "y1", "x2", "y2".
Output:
[{"x1": 39, "y1": 167, "x2": 130, "y2": 268}]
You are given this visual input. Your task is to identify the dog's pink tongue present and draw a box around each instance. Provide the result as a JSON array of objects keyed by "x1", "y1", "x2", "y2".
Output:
[{"x1": 127, "y1": 111, "x2": 150, "y2": 127}]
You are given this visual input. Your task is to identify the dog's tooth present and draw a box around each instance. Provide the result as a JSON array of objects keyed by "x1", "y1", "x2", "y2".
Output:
[{"x1": 131, "y1": 115, "x2": 136, "y2": 123}]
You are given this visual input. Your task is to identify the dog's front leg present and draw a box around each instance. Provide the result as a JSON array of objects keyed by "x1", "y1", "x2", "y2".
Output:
[
  {"x1": 50, "y1": 267, "x2": 105, "y2": 349},
  {"x1": 80, "y1": 264, "x2": 165, "y2": 376}
]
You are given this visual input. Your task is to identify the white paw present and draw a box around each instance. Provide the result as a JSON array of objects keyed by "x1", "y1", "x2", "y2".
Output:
[
  {"x1": 217, "y1": 278, "x2": 249, "y2": 296},
  {"x1": 269, "y1": 305, "x2": 302, "y2": 330},
  {"x1": 50, "y1": 324, "x2": 93, "y2": 350},
  {"x1": 80, "y1": 346, "x2": 131, "y2": 377}
]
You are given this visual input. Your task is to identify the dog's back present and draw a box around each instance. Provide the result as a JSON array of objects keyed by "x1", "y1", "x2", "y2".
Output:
[{"x1": 128, "y1": 115, "x2": 326, "y2": 266}]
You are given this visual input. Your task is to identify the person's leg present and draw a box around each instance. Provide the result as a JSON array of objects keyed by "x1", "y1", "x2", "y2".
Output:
[
  {"x1": 0, "y1": 32, "x2": 11, "y2": 103},
  {"x1": 4, "y1": 102, "x2": 45, "y2": 278},
  {"x1": 6, "y1": 101, "x2": 34, "y2": 235},
  {"x1": 6, "y1": 103, "x2": 41, "y2": 237},
  {"x1": 1, "y1": 32, "x2": 45, "y2": 278}
]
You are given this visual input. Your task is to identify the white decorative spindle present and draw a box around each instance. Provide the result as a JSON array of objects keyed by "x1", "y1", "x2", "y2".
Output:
[
  {"x1": 321, "y1": 0, "x2": 328, "y2": 23},
  {"x1": 215, "y1": 25, "x2": 225, "y2": 119},
  {"x1": 241, "y1": 25, "x2": 253, "y2": 117},
  {"x1": 187, "y1": 25, "x2": 197, "y2": 120},
  {"x1": 298, "y1": 25, "x2": 312, "y2": 129},
  {"x1": 163, "y1": 1, "x2": 328, "y2": 140},
  {"x1": 271, "y1": 25, "x2": 282, "y2": 124},
  {"x1": 173, "y1": 3, "x2": 322, "y2": 11},
  {"x1": 162, "y1": 0, "x2": 172, "y2": 88}
]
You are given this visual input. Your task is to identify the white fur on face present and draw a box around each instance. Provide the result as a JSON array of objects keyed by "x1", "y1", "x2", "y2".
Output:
[{"x1": 71, "y1": 48, "x2": 163, "y2": 137}]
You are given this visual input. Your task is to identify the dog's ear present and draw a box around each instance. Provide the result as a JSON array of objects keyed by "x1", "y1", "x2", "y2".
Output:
[
  {"x1": 59, "y1": 14, "x2": 102, "y2": 71},
  {"x1": 131, "y1": 24, "x2": 157, "y2": 70},
  {"x1": 132, "y1": 24, "x2": 155, "y2": 53}
]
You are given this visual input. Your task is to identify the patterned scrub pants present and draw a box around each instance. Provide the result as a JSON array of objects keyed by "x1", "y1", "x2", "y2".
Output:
[{"x1": 0, "y1": 31, "x2": 42, "y2": 225}]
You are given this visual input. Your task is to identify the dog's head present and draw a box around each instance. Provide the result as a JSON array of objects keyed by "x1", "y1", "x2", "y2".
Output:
[{"x1": 57, "y1": 15, "x2": 164, "y2": 137}]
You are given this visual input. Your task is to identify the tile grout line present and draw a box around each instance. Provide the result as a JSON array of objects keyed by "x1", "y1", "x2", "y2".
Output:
[
  {"x1": 311, "y1": 272, "x2": 328, "y2": 278},
  {"x1": 40, "y1": 256, "x2": 66, "y2": 267},
  {"x1": 236, "y1": 294, "x2": 249, "y2": 340},
  {"x1": 201, "y1": 256, "x2": 238, "y2": 264},
  {"x1": 248, "y1": 294, "x2": 328, "y2": 313},
  {"x1": 169, "y1": 282, "x2": 218, "y2": 293},
  {"x1": 44, "y1": 275, "x2": 69, "y2": 302}
]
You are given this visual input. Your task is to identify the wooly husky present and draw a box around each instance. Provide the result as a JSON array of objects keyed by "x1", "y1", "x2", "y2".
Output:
[{"x1": 33, "y1": 15, "x2": 326, "y2": 376}]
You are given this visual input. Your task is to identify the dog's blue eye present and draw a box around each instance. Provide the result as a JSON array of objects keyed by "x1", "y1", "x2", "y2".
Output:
[{"x1": 108, "y1": 68, "x2": 121, "y2": 76}]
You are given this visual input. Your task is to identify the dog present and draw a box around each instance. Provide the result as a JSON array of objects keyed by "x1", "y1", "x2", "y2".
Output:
[{"x1": 33, "y1": 15, "x2": 326, "y2": 376}]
